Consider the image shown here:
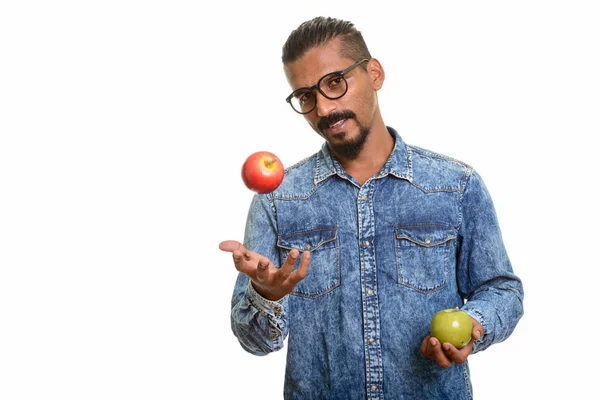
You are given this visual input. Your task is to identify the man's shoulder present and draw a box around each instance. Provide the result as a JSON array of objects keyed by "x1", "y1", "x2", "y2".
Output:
[
  {"x1": 406, "y1": 143, "x2": 473, "y2": 192},
  {"x1": 268, "y1": 152, "x2": 320, "y2": 199},
  {"x1": 285, "y1": 152, "x2": 319, "y2": 174},
  {"x1": 407, "y1": 143, "x2": 472, "y2": 170}
]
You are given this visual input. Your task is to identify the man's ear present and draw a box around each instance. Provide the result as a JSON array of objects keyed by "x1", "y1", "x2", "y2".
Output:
[{"x1": 367, "y1": 58, "x2": 385, "y2": 91}]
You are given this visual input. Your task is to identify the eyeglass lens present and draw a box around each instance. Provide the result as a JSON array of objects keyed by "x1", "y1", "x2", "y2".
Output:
[{"x1": 290, "y1": 72, "x2": 347, "y2": 114}]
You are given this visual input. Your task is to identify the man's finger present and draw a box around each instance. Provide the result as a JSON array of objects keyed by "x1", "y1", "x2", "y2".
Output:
[
  {"x1": 420, "y1": 335, "x2": 431, "y2": 356},
  {"x1": 471, "y1": 318, "x2": 485, "y2": 340},
  {"x1": 472, "y1": 326, "x2": 484, "y2": 341},
  {"x1": 280, "y1": 249, "x2": 300, "y2": 275},
  {"x1": 288, "y1": 251, "x2": 310, "y2": 285},
  {"x1": 219, "y1": 240, "x2": 243, "y2": 253},
  {"x1": 256, "y1": 259, "x2": 269, "y2": 283},
  {"x1": 231, "y1": 252, "x2": 250, "y2": 274},
  {"x1": 230, "y1": 247, "x2": 255, "y2": 275},
  {"x1": 442, "y1": 343, "x2": 469, "y2": 364},
  {"x1": 429, "y1": 337, "x2": 453, "y2": 369}
]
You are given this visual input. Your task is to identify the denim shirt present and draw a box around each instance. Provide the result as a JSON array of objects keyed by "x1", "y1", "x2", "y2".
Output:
[{"x1": 230, "y1": 127, "x2": 524, "y2": 399}]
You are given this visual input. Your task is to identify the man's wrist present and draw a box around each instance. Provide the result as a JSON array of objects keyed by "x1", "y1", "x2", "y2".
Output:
[{"x1": 248, "y1": 281, "x2": 288, "y2": 315}]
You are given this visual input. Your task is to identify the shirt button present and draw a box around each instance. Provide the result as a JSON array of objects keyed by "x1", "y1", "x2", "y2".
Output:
[
  {"x1": 371, "y1": 385, "x2": 378, "y2": 391},
  {"x1": 274, "y1": 306, "x2": 281, "y2": 315},
  {"x1": 304, "y1": 244, "x2": 311, "y2": 250},
  {"x1": 367, "y1": 289, "x2": 373, "y2": 295},
  {"x1": 425, "y1": 238, "x2": 431, "y2": 244},
  {"x1": 361, "y1": 195, "x2": 368, "y2": 201},
  {"x1": 364, "y1": 241, "x2": 370, "y2": 247},
  {"x1": 369, "y1": 338, "x2": 375, "y2": 344}
]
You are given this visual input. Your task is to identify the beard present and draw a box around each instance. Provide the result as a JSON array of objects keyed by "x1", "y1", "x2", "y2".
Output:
[
  {"x1": 327, "y1": 126, "x2": 370, "y2": 160},
  {"x1": 317, "y1": 110, "x2": 370, "y2": 160}
]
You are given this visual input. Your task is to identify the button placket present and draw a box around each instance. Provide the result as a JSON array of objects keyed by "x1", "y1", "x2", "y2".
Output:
[{"x1": 358, "y1": 183, "x2": 382, "y2": 397}]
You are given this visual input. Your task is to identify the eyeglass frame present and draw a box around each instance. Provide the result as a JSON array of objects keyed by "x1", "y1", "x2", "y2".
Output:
[{"x1": 285, "y1": 58, "x2": 370, "y2": 114}]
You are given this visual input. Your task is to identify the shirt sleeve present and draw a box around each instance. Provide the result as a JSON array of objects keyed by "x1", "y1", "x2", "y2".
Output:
[
  {"x1": 457, "y1": 169, "x2": 524, "y2": 353},
  {"x1": 230, "y1": 193, "x2": 289, "y2": 356}
]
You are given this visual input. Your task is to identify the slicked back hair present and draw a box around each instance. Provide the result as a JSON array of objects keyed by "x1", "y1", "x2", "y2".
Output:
[{"x1": 282, "y1": 16, "x2": 371, "y2": 68}]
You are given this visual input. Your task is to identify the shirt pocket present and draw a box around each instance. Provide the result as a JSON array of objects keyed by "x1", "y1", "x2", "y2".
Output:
[
  {"x1": 394, "y1": 224, "x2": 457, "y2": 293},
  {"x1": 277, "y1": 227, "x2": 340, "y2": 298}
]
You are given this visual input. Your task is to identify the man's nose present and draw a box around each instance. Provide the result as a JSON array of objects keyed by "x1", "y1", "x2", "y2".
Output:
[{"x1": 315, "y1": 91, "x2": 337, "y2": 117}]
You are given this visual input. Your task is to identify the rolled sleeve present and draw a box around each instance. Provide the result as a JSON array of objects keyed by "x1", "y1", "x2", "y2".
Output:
[
  {"x1": 248, "y1": 282, "x2": 288, "y2": 343},
  {"x1": 230, "y1": 193, "x2": 290, "y2": 355}
]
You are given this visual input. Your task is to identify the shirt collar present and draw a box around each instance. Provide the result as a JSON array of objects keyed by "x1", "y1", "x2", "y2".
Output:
[{"x1": 314, "y1": 126, "x2": 413, "y2": 185}]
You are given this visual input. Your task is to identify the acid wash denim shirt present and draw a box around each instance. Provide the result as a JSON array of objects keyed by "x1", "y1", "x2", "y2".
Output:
[{"x1": 230, "y1": 127, "x2": 524, "y2": 400}]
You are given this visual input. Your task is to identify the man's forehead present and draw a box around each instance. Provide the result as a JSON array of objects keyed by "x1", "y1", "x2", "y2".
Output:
[{"x1": 284, "y1": 44, "x2": 353, "y2": 89}]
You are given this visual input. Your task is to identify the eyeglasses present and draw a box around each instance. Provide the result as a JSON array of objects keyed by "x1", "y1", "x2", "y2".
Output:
[{"x1": 286, "y1": 58, "x2": 370, "y2": 114}]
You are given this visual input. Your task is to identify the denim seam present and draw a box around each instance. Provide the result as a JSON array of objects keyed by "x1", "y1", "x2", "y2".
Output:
[
  {"x1": 358, "y1": 186, "x2": 369, "y2": 394},
  {"x1": 361, "y1": 182, "x2": 384, "y2": 398},
  {"x1": 266, "y1": 194, "x2": 279, "y2": 234},
  {"x1": 266, "y1": 153, "x2": 334, "y2": 200},
  {"x1": 288, "y1": 235, "x2": 341, "y2": 299},
  {"x1": 247, "y1": 282, "x2": 287, "y2": 313},
  {"x1": 457, "y1": 167, "x2": 474, "y2": 229},
  {"x1": 395, "y1": 234, "x2": 457, "y2": 247},
  {"x1": 394, "y1": 224, "x2": 456, "y2": 292},
  {"x1": 395, "y1": 234, "x2": 452, "y2": 294},
  {"x1": 285, "y1": 152, "x2": 314, "y2": 172},
  {"x1": 277, "y1": 227, "x2": 338, "y2": 252},
  {"x1": 370, "y1": 201, "x2": 384, "y2": 396},
  {"x1": 246, "y1": 289, "x2": 286, "y2": 351},
  {"x1": 370, "y1": 250, "x2": 383, "y2": 397},
  {"x1": 276, "y1": 227, "x2": 340, "y2": 297},
  {"x1": 395, "y1": 223, "x2": 455, "y2": 228},
  {"x1": 408, "y1": 145, "x2": 473, "y2": 169},
  {"x1": 269, "y1": 180, "x2": 326, "y2": 201},
  {"x1": 315, "y1": 149, "x2": 337, "y2": 184},
  {"x1": 409, "y1": 182, "x2": 461, "y2": 193},
  {"x1": 462, "y1": 362, "x2": 473, "y2": 400},
  {"x1": 407, "y1": 145, "x2": 471, "y2": 193},
  {"x1": 407, "y1": 144, "x2": 413, "y2": 180}
]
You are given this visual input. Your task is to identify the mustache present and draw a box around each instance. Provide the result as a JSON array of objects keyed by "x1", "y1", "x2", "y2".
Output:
[{"x1": 317, "y1": 110, "x2": 356, "y2": 132}]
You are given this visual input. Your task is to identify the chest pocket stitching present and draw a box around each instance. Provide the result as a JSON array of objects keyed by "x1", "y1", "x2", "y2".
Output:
[
  {"x1": 277, "y1": 227, "x2": 338, "y2": 252},
  {"x1": 277, "y1": 227, "x2": 340, "y2": 298},
  {"x1": 394, "y1": 224, "x2": 456, "y2": 293}
]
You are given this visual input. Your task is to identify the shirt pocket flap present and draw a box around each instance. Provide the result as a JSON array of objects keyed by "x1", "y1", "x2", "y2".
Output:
[
  {"x1": 395, "y1": 225, "x2": 457, "y2": 247},
  {"x1": 277, "y1": 227, "x2": 338, "y2": 252}
]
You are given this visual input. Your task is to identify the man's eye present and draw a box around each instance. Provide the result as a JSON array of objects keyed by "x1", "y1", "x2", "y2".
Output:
[
  {"x1": 297, "y1": 92, "x2": 313, "y2": 104},
  {"x1": 327, "y1": 76, "x2": 343, "y2": 88}
]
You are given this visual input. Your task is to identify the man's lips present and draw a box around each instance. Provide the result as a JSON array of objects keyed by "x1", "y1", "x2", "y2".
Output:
[
  {"x1": 330, "y1": 119, "x2": 346, "y2": 129},
  {"x1": 317, "y1": 110, "x2": 356, "y2": 132},
  {"x1": 325, "y1": 118, "x2": 348, "y2": 134}
]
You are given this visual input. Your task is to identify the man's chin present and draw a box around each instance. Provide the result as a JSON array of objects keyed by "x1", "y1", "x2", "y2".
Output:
[
  {"x1": 329, "y1": 131, "x2": 348, "y2": 141},
  {"x1": 326, "y1": 126, "x2": 370, "y2": 160}
]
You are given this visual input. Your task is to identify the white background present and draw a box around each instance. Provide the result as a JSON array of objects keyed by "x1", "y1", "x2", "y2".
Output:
[{"x1": 1, "y1": 1, "x2": 598, "y2": 399}]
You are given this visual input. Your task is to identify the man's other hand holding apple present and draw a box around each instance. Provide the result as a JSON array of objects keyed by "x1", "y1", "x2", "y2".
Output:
[{"x1": 419, "y1": 316, "x2": 485, "y2": 369}]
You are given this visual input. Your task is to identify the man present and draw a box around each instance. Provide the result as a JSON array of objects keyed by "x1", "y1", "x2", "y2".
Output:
[{"x1": 219, "y1": 16, "x2": 524, "y2": 399}]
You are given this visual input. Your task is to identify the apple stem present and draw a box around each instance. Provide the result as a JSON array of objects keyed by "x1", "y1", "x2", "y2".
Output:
[{"x1": 265, "y1": 158, "x2": 279, "y2": 167}]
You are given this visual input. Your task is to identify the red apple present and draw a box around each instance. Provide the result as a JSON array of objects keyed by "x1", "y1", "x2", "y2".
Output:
[
  {"x1": 430, "y1": 307, "x2": 473, "y2": 349},
  {"x1": 241, "y1": 151, "x2": 284, "y2": 194}
]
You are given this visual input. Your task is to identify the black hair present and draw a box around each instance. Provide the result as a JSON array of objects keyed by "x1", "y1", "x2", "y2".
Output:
[{"x1": 281, "y1": 16, "x2": 371, "y2": 66}]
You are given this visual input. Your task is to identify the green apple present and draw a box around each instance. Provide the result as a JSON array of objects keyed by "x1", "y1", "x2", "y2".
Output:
[{"x1": 430, "y1": 307, "x2": 473, "y2": 349}]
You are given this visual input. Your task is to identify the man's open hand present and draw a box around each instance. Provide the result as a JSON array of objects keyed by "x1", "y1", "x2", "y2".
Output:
[{"x1": 219, "y1": 240, "x2": 310, "y2": 301}]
